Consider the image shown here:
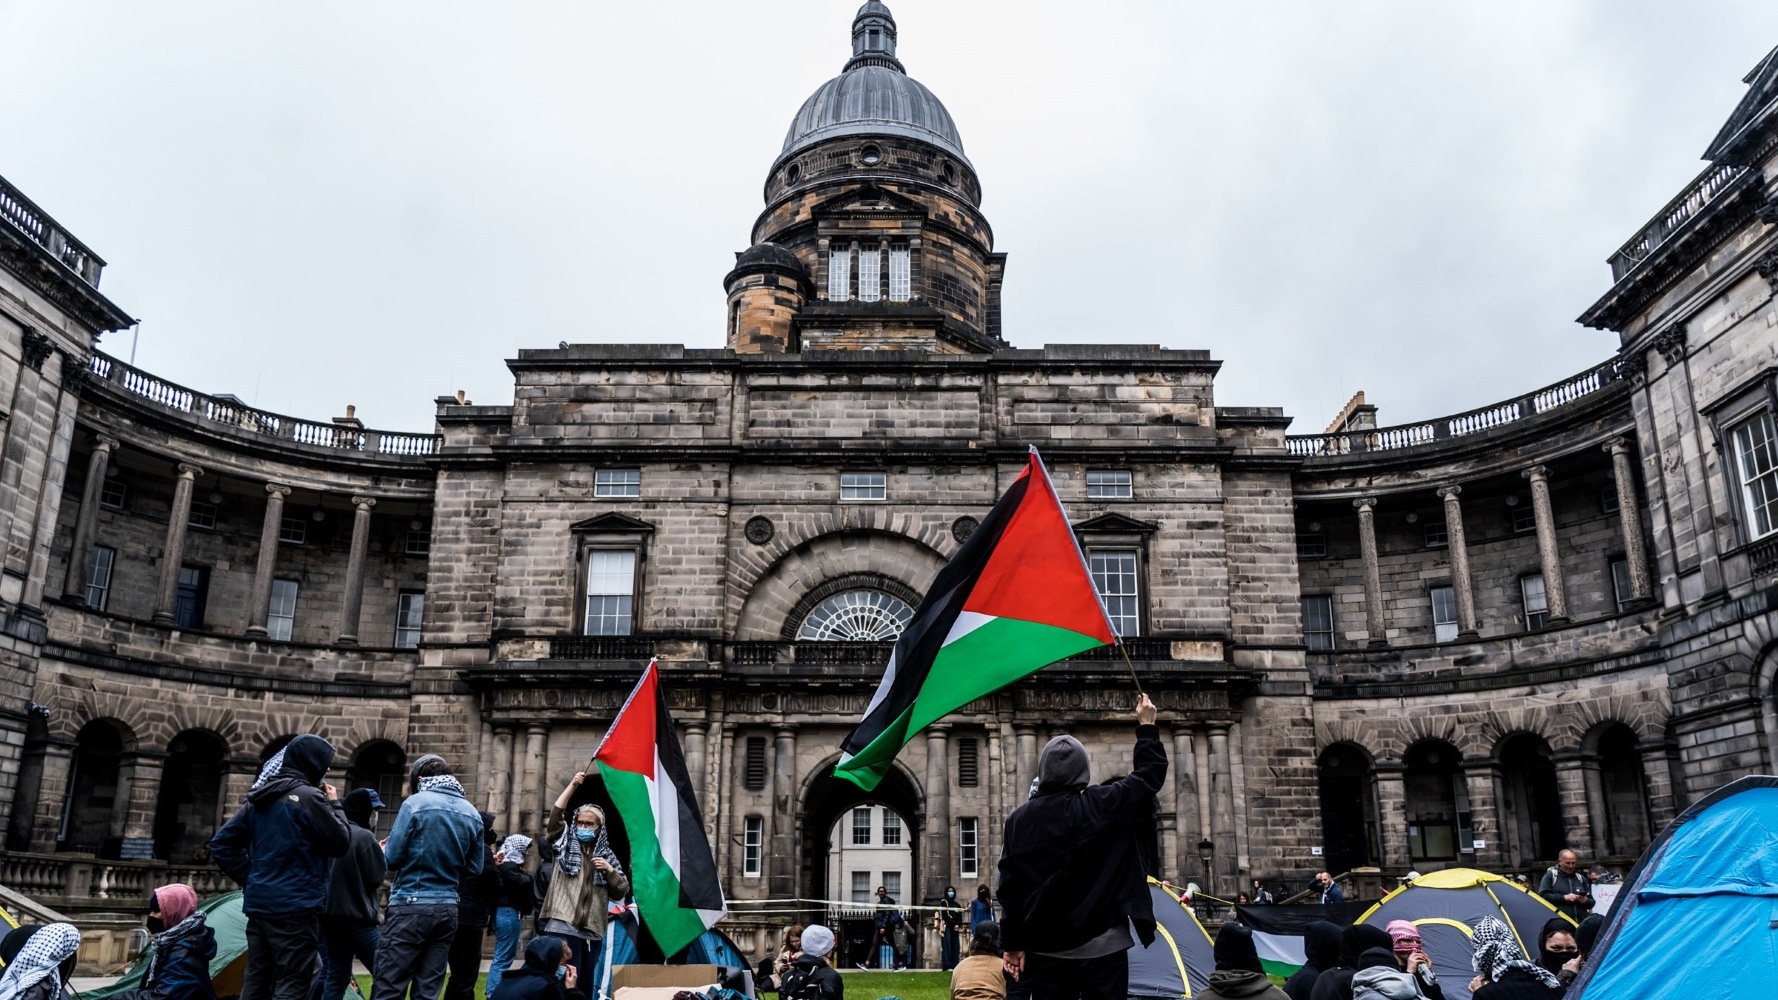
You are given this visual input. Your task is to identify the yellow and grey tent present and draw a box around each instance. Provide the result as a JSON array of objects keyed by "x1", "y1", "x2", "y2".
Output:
[
  {"x1": 1128, "y1": 878, "x2": 1216, "y2": 999},
  {"x1": 1356, "y1": 868, "x2": 1574, "y2": 1000}
]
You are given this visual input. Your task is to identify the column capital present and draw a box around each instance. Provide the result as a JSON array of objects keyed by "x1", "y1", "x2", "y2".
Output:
[
  {"x1": 524, "y1": 722, "x2": 550, "y2": 737},
  {"x1": 1352, "y1": 497, "x2": 1377, "y2": 512},
  {"x1": 492, "y1": 723, "x2": 516, "y2": 737},
  {"x1": 1604, "y1": 436, "x2": 1633, "y2": 458},
  {"x1": 1437, "y1": 485, "x2": 1463, "y2": 501},
  {"x1": 1013, "y1": 724, "x2": 1037, "y2": 736},
  {"x1": 351, "y1": 495, "x2": 377, "y2": 511},
  {"x1": 1522, "y1": 464, "x2": 1550, "y2": 483},
  {"x1": 175, "y1": 462, "x2": 204, "y2": 480},
  {"x1": 265, "y1": 482, "x2": 293, "y2": 499},
  {"x1": 774, "y1": 724, "x2": 800, "y2": 738},
  {"x1": 926, "y1": 723, "x2": 952, "y2": 737},
  {"x1": 93, "y1": 434, "x2": 120, "y2": 453}
]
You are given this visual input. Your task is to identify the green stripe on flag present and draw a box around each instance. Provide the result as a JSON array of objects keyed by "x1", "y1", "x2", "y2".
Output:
[{"x1": 599, "y1": 763, "x2": 706, "y2": 955}]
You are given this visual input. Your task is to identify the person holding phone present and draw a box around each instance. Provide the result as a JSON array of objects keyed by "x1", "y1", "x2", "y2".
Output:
[{"x1": 1385, "y1": 920, "x2": 1445, "y2": 999}]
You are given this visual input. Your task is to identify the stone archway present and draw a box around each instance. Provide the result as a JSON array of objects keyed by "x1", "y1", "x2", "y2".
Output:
[
  {"x1": 1318, "y1": 742, "x2": 1377, "y2": 874},
  {"x1": 800, "y1": 759, "x2": 924, "y2": 969},
  {"x1": 153, "y1": 729, "x2": 227, "y2": 862}
]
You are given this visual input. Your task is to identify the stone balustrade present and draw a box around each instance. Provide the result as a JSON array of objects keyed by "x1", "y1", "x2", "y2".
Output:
[
  {"x1": 0, "y1": 173, "x2": 106, "y2": 287},
  {"x1": 1, "y1": 851, "x2": 234, "y2": 909}
]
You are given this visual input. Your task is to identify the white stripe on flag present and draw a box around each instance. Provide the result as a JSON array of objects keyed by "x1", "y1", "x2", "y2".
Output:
[
  {"x1": 941, "y1": 610, "x2": 994, "y2": 646},
  {"x1": 1253, "y1": 930, "x2": 1306, "y2": 966},
  {"x1": 650, "y1": 750, "x2": 681, "y2": 880}
]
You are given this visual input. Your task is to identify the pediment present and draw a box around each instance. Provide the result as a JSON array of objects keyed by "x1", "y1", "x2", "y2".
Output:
[
  {"x1": 812, "y1": 182, "x2": 928, "y2": 219},
  {"x1": 1073, "y1": 512, "x2": 1159, "y2": 534},
  {"x1": 570, "y1": 511, "x2": 656, "y2": 535},
  {"x1": 1705, "y1": 45, "x2": 1778, "y2": 162}
]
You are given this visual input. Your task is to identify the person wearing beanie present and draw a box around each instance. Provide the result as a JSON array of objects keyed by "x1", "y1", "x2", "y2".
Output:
[
  {"x1": 1311, "y1": 924, "x2": 1395, "y2": 1000},
  {"x1": 319, "y1": 788, "x2": 387, "y2": 1000},
  {"x1": 129, "y1": 883, "x2": 216, "y2": 1000},
  {"x1": 1283, "y1": 921, "x2": 1341, "y2": 1000},
  {"x1": 951, "y1": 922, "x2": 1006, "y2": 1000},
  {"x1": 780, "y1": 925, "x2": 843, "y2": 1000},
  {"x1": 374, "y1": 754, "x2": 486, "y2": 1000},
  {"x1": 1196, "y1": 924, "x2": 1287, "y2": 1000},
  {"x1": 209, "y1": 734, "x2": 350, "y2": 1000}
]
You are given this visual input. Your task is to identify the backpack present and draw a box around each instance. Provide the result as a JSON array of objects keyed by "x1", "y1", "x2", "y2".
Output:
[{"x1": 779, "y1": 964, "x2": 830, "y2": 1000}]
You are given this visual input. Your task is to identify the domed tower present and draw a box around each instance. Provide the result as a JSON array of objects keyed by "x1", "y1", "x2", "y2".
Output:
[{"x1": 725, "y1": 1, "x2": 1006, "y2": 354}]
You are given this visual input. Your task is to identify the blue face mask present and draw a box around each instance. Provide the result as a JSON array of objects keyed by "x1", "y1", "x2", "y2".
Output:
[
  {"x1": 575, "y1": 828, "x2": 597, "y2": 843},
  {"x1": 555, "y1": 967, "x2": 567, "y2": 981}
]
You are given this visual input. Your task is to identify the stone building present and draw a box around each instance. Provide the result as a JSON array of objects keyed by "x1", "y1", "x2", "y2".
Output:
[{"x1": 3, "y1": 0, "x2": 1778, "y2": 962}]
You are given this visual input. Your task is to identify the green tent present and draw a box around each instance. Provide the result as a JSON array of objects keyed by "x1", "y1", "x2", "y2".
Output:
[{"x1": 82, "y1": 891, "x2": 253, "y2": 999}]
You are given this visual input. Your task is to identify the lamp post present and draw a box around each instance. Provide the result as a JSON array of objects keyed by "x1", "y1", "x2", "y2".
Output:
[{"x1": 1197, "y1": 838, "x2": 1215, "y2": 919}]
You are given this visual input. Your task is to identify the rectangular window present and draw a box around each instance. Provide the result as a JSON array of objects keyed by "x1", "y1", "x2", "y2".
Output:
[
  {"x1": 840, "y1": 472, "x2": 887, "y2": 501},
  {"x1": 881, "y1": 810, "x2": 902, "y2": 846},
  {"x1": 743, "y1": 817, "x2": 763, "y2": 878},
  {"x1": 744, "y1": 737, "x2": 767, "y2": 790},
  {"x1": 957, "y1": 737, "x2": 979, "y2": 787},
  {"x1": 1090, "y1": 550, "x2": 1141, "y2": 638},
  {"x1": 187, "y1": 500, "x2": 217, "y2": 531},
  {"x1": 405, "y1": 529, "x2": 431, "y2": 555},
  {"x1": 1302, "y1": 594, "x2": 1335, "y2": 651},
  {"x1": 1086, "y1": 469, "x2": 1133, "y2": 499},
  {"x1": 1423, "y1": 523, "x2": 1448, "y2": 548},
  {"x1": 857, "y1": 246, "x2": 881, "y2": 302},
  {"x1": 828, "y1": 247, "x2": 851, "y2": 301},
  {"x1": 1297, "y1": 534, "x2": 1327, "y2": 559},
  {"x1": 882, "y1": 871, "x2": 901, "y2": 898},
  {"x1": 888, "y1": 247, "x2": 911, "y2": 301},
  {"x1": 278, "y1": 516, "x2": 307, "y2": 545},
  {"x1": 959, "y1": 818, "x2": 980, "y2": 879},
  {"x1": 583, "y1": 550, "x2": 636, "y2": 636},
  {"x1": 1601, "y1": 486, "x2": 1620, "y2": 514},
  {"x1": 1521, "y1": 573, "x2": 1549, "y2": 631},
  {"x1": 83, "y1": 545, "x2": 115, "y2": 611},
  {"x1": 851, "y1": 871, "x2": 872, "y2": 905},
  {"x1": 853, "y1": 807, "x2": 873, "y2": 846},
  {"x1": 1512, "y1": 506, "x2": 1537, "y2": 533},
  {"x1": 99, "y1": 478, "x2": 126, "y2": 509},
  {"x1": 1430, "y1": 585, "x2": 1458, "y2": 643},
  {"x1": 1732, "y1": 411, "x2": 1778, "y2": 539},
  {"x1": 396, "y1": 590, "x2": 424, "y2": 649},
  {"x1": 594, "y1": 469, "x2": 641, "y2": 499},
  {"x1": 267, "y1": 579, "x2": 298, "y2": 642},
  {"x1": 1611, "y1": 558, "x2": 1633, "y2": 611},
  {"x1": 174, "y1": 565, "x2": 208, "y2": 629}
]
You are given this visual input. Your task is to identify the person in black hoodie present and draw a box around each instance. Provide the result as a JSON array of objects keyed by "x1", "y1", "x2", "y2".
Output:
[
  {"x1": 1309, "y1": 924, "x2": 1394, "y2": 1000},
  {"x1": 779, "y1": 925, "x2": 843, "y2": 1000},
  {"x1": 443, "y1": 812, "x2": 514, "y2": 1000},
  {"x1": 488, "y1": 936, "x2": 586, "y2": 1000},
  {"x1": 1197, "y1": 925, "x2": 1288, "y2": 1000},
  {"x1": 998, "y1": 693, "x2": 1167, "y2": 1000},
  {"x1": 320, "y1": 789, "x2": 387, "y2": 1000},
  {"x1": 1283, "y1": 921, "x2": 1341, "y2": 1000},
  {"x1": 210, "y1": 735, "x2": 351, "y2": 1000}
]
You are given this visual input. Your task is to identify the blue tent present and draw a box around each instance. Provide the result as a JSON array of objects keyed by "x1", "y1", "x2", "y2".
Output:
[
  {"x1": 1572, "y1": 774, "x2": 1778, "y2": 998},
  {"x1": 590, "y1": 904, "x2": 749, "y2": 993}
]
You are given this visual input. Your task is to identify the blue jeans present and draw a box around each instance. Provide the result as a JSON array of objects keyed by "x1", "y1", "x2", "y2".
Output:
[
  {"x1": 321, "y1": 923, "x2": 378, "y2": 1000},
  {"x1": 486, "y1": 908, "x2": 524, "y2": 997}
]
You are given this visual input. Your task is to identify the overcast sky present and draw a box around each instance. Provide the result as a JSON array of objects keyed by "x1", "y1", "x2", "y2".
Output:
[{"x1": 4, "y1": 1, "x2": 1776, "y2": 435}]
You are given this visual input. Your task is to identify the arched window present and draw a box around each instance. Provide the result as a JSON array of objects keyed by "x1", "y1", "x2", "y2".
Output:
[
  {"x1": 796, "y1": 590, "x2": 913, "y2": 641},
  {"x1": 1499, "y1": 733, "x2": 1563, "y2": 865},
  {"x1": 1595, "y1": 724, "x2": 1650, "y2": 859},
  {"x1": 60, "y1": 720, "x2": 126, "y2": 854},
  {"x1": 1403, "y1": 740, "x2": 1466, "y2": 864},
  {"x1": 1318, "y1": 744, "x2": 1377, "y2": 874}
]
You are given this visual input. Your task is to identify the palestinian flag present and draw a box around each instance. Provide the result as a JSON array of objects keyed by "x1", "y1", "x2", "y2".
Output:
[
  {"x1": 1237, "y1": 902, "x2": 1370, "y2": 985},
  {"x1": 592, "y1": 660, "x2": 727, "y2": 956},
  {"x1": 835, "y1": 447, "x2": 1117, "y2": 791}
]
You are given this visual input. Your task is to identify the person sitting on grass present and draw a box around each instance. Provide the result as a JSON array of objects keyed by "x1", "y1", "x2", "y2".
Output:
[
  {"x1": 951, "y1": 922, "x2": 1007, "y2": 1000},
  {"x1": 780, "y1": 925, "x2": 843, "y2": 1000},
  {"x1": 488, "y1": 935, "x2": 585, "y2": 1000}
]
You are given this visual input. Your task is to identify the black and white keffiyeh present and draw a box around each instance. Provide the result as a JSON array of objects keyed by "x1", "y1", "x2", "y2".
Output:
[
  {"x1": 418, "y1": 774, "x2": 465, "y2": 796},
  {"x1": 499, "y1": 834, "x2": 533, "y2": 862},
  {"x1": 250, "y1": 746, "x2": 288, "y2": 791},
  {"x1": 1471, "y1": 916, "x2": 1560, "y2": 989},
  {"x1": 555, "y1": 807, "x2": 624, "y2": 886},
  {"x1": 0, "y1": 923, "x2": 79, "y2": 1000}
]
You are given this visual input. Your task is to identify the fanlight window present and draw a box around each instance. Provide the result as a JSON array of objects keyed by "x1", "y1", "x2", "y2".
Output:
[{"x1": 797, "y1": 590, "x2": 913, "y2": 641}]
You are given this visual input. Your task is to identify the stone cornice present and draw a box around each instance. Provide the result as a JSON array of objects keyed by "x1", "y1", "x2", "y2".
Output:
[{"x1": 0, "y1": 224, "x2": 133, "y2": 335}]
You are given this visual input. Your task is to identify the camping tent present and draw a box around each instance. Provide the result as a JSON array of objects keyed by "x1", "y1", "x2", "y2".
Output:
[
  {"x1": 1357, "y1": 869, "x2": 1573, "y2": 1000},
  {"x1": 1128, "y1": 878, "x2": 1216, "y2": 999},
  {"x1": 593, "y1": 902, "x2": 752, "y2": 995},
  {"x1": 82, "y1": 891, "x2": 250, "y2": 1000},
  {"x1": 1572, "y1": 774, "x2": 1778, "y2": 998}
]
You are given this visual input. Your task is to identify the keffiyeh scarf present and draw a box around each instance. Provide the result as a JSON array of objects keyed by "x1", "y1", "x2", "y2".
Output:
[
  {"x1": 250, "y1": 747, "x2": 288, "y2": 791},
  {"x1": 418, "y1": 774, "x2": 465, "y2": 796},
  {"x1": 0, "y1": 923, "x2": 80, "y2": 1000},
  {"x1": 555, "y1": 811, "x2": 624, "y2": 886},
  {"x1": 500, "y1": 834, "x2": 533, "y2": 863},
  {"x1": 1471, "y1": 917, "x2": 1560, "y2": 989}
]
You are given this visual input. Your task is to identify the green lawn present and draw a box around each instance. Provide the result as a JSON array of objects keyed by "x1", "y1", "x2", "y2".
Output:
[{"x1": 350, "y1": 968, "x2": 951, "y2": 1000}]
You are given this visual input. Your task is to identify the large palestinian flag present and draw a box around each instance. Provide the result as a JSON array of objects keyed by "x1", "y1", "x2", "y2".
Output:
[
  {"x1": 835, "y1": 447, "x2": 1118, "y2": 791},
  {"x1": 592, "y1": 660, "x2": 727, "y2": 956}
]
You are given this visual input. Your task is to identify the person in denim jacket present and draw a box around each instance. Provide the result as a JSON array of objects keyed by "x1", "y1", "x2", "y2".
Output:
[{"x1": 371, "y1": 754, "x2": 485, "y2": 1000}]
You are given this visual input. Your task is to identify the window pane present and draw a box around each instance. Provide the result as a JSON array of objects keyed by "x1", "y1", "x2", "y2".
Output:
[
  {"x1": 744, "y1": 816, "x2": 763, "y2": 878},
  {"x1": 405, "y1": 529, "x2": 431, "y2": 555},
  {"x1": 1302, "y1": 595, "x2": 1334, "y2": 651},
  {"x1": 840, "y1": 472, "x2": 886, "y2": 501},
  {"x1": 187, "y1": 501, "x2": 217, "y2": 531},
  {"x1": 584, "y1": 550, "x2": 636, "y2": 635},
  {"x1": 1090, "y1": 550, "x2": 1141, "y2": 638},
  {"x1": 396, "y1": 591, "x2": 424, "y2": 649},
  {"x1": 1424, "y1": 524, "x2": 1448, "y2": 548},
  {"x1": 1431, "y1": 586, "x2": 1457, "y2": 643},
  {"x1": 888, "y1": 248, "x2": 910, "y2": 301},
  {"x1": 1522, "y1": 574, "x2": 1548, "y2": 630},
  {"x1": 882, "y1": 872, "x2": 901, "y2": 898},
  {"x1": 278, "y1": 516, "x2": 307, "y2": 545},
  {"x1": 1611, "y1": 559, "x2": 1632, "y2": 611},
  {"x1": 84, "y1": 545, "x2": 115, "y2": 611},
  {"x1": 1086, "y1": 470, "x2": 1132, "y2": 499},
  {"x1": 174, "y1": 566, "x2": 206, "y2": 629},
  {"x1": 858, "y1": 246, "x2": 881, "y2": 302},
  {"x1": 882, "y1": 811, "x2": 901, "y2": 845},
  {"x1": 1297, "y1": 534, "x2": 1327, "y2": 559},
  {"x1": 267, "y1": 579, "x2": 298, "y2": 642},
  {"x1": 829, "y1": 248, "x2": 851, "y2": 301},
  {"x1": 1513, "y1": 506, "x2": 1537, "y2": 533},
  {"x1": 1734, "y1": 412, "x2": 1778, "y2": 538},
  {"x1": 99, "y1": 479, "x2": 126, "y2": 509},
  {"x1": 853, "y1": 807, "x2": 872, "y2": 845},
  {"x1": 959, "y1": 817, "x2": 979, "y2": 879},
  {"x1": 594, "y1": 469, "x2": 640, "y2": 499},
  {"x1": 852, "y1": 871, "x2": 872, "y2": 904}
]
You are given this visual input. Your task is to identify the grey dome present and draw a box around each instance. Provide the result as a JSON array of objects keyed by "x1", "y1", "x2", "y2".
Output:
[
  {"x1": 778, "y1": 2, "x2": 970, "y2": 167},
  {"x1": 733, "y1": 242, "x2": 804, "y2": 273}
]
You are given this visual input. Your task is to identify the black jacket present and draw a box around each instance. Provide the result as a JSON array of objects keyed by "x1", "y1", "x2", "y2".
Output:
[
  {"x1": 141, "y1": 915, "x2": 219, "y2": 1000},
  {"x1": 1471, "y1": 970, "x2": 1565, "y2": 1000},
  {"x1": 780, "y1": 954, "x2": 843, "y2": 1000},
  {"x1": 323, "y1": 819, "x2": 388, "y2": 927},
  {"x1": 490, "y1": 937, "x2": 590, "y2": 1000},
  {"x1": 1283, "y1": 921, "x2": 1341, "y2": 1000},
  {"x1": 209, "y1": 736, "x2": 351, "y2": 916},
  {"x1": 494, "y1": 860, "x2": 537, "y2": 915},
  {"x1": 997, "y1": 723, "x2": 1168, "y2": 954},
  {"x1": 458, "y1": 844, "x2": 504, "y2": 927}
]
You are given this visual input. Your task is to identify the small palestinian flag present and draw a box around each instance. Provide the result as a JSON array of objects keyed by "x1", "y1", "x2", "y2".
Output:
[
  {"x1": 835, "y1": 447, "x2": 1117, "y2": 791},
  {"x1": 592, "y1": 660, "x2": 727, "y2": 956}
]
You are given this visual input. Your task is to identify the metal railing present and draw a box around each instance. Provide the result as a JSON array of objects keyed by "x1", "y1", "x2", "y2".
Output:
[
  {"x1": 1287, "y1": 357, "x2": 1627, "y2": 458},
  {"x1": 547, "y1": 636, "x2": 661, "y2": 660},
  {"x1": 551, "y1": 637, "x2": 1203, "y2": 666},
  {"x1": 89, "y1": 353, "x2": 439, "y2": 459},
  {"x1": 1608, "y1": 162, "x2": 1749, "y2": 282},
  {"x1": 0, "y1": 174, "x2": 105, "y2": 287}
]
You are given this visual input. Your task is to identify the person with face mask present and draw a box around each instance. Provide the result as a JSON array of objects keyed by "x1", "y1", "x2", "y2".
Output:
[
  {"x1": 488, "y1": 936, "x2": 587, "y2": 1000},
  {"x1": 0, "y1": 924, "x2": 81, "y2": 1000},
  {"x1": 109, "y1": 884, "x2": 217, "y2": 1000},
  {"x1": 1534, "y1": 920, "x2": 1578, "y2": 983},
  {"x1": 938, "y1": 885, "x2": 964, "y2": 970},
  {"x1": 209, "y1": 734, "x2": 350, "y2": 1000},
  {"x1": 373, "y1": 754, "x2": 486, "y2": 1000},
  {"x1": 534, "y1": 771, "x2": 630, "y2": 989},
  {"x1": 320, "y1": 789, "x2": 387, "y2": 1000},
  {"x1": 1466, "y1": 917, "x2": 1562, "y2": 999}
]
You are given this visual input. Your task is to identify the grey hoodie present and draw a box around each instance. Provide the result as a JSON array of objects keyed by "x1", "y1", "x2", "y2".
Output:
[{"x1": 1035, "y1": 735, "x2": 1089, "y2": 793}]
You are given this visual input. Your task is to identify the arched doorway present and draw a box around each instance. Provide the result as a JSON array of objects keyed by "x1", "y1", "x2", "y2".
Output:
[
  {"x1": 1403, "y1": 740, "x2": 1466, "y2": 868},
  {"x1": 826, "y1": 803, "x2": 915, "y2": 967},
  {"x1": 1499, "y1": 733, "x2": 1562, "y2": 866},
  {"x1": 347, "y1": 740, "x2": 407, "y2": 833},
  {"x1": 801, "y1": 763, "x2": 922, "y2": 969},
  {"x1": 1318, "y1": 743, "x2": 1377, "y2": 874},
  {"x1": 153, "y1": 730, "x2": 226, "y2": 862},
  {"x1": 1593, "y1": 725, "x2": 1650, "y2": 859},
  {"x1": 60, "y1": 720, "x2": 128, "y2": 855}
]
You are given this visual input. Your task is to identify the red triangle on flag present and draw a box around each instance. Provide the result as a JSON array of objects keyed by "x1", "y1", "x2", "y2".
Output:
[{"x1": 593, "y1": 659, "x2": 659, "y2": 776}]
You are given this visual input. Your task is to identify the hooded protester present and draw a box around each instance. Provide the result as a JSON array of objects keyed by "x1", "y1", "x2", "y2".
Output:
[
  {"x1": 535, "y1": 772, "x2": 631, "y2": 989},
  {"x1": 1383, "y1": 921, "x2": 1443, "y2": 1000},
  {"x1": 487, "y1": 834, "x2": 537, "y2": 998},
  {"x1": 1310, "y1": 924, "x2": 1395, "y2": 1000},
  {"x1": 0, "y1": 923, "x2": 80, "y2": 1000},
  {"x1": 998, "y1": 694, "x2": 1167, "y2": 1000},
  {"x1": 209, "y1": 734, "x2": 350, "y2": 1000},
  {"x1": 373, "y1": 754, "x2": 487, "y2": 1000},
  {"x1": 1555, "y1": 914, "x2": 1603, "y2": 989},
  {"x1": 1350, "y1": 948, "x2": 1420, "y2": 1000},
  {"x1": 118, "y1": 883, "x2": 218, "y2": 1000},
  {"x1": 1467, "y1": 918, "x2": 1562, "y2": 1000},
  {"x1": 1533, "y1": 920, "x2": 1578, "y2": 982},
  {"x1": 1196, "y1": 924, "x2": 1288, "y2": 1000},
  {"x1": 1282, "y1": 921, "x2": 1341, "y2": 1000},
  {"x1": 780, "y1": 925, "x2": 843, "y2": 1000},
  {"x1": 320, "y1": 788, "x2": 387, "y2": 1000},
  {"x1": 488, "y1": 935, "x2": 587, "y2": 1000}
]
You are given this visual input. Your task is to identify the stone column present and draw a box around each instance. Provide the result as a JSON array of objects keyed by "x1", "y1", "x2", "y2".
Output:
[
  {"x1": 337, "y1": 495, "x2": 377, "y2": 645},
  {"x1": 28, "y1": 739, "x2": 76, "y2": 852},
  {"x1": 1462, "y1": 757, "x2": 1505, "y2": 869},
  {"x1": 684, "y1": 722, "x2": 708, "y2": 807},
  {"x1": 986, "y1": 722, "x2": 1007, "y2": 881},
  {"x1": 924, "y1": 726, "x2": 952, "y2": 897},
  {"x1": 151, "y1": 463, "x2": 203, "y2": 624},
  {"x1": 245, "y1": 483, "x2": 292, "y2": 637},
  {"x1": 117, "y1": 752, "x2": 166, "y2": 854},
  {"x1": 1156, "y1": 725, "x2": 1179, "y2": 884},
  {"x1": 1578, "y1": 755, "x2": 1610, "y2": 858},
  {"x1": 1522, "y1": 466, "x2": 1570, "y2": 624},
  {"x1": 726, "y1": 726, "x2": 745, "y2": 886},
  {"x1": 61, "y1": 435, "x2": 118, "y2": 603},
  {"x1": 1438, "y1": 486, "x2": 1479, "y2": 637},
  {"x1": 1353, "y1": 498, "x2": 1387, "y2": 646},
  {"x1": 769, "y1": 726, "x2": 798, "y2": 897},
  {"x1": 1207, "y1": 725, "x2": 1237, "y2": 895},
  {"x1": 1551, "y1": 752, "x2": 1595, "y2": 858},
  {"x1": 1606, "y1": 438, "x2": 1653, "y2": 603},
  {"x1": 1372, "y1": 763, "x2": 1409, "y2": 869},
  {"x1": 1640, "y1": 742, "x2": 1680, "y2": 830},
  {"x1": 517, "y1": 723, "x2": 548, "y2": 835},
  {"x1": 1014, "y1": 725, "x2": 1038, "y2": 799},
  {"x1": 1174, "y1": 728, "x2": 1201, "y2": 883}
]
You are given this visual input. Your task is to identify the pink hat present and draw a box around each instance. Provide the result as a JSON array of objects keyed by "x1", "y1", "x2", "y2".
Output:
[
  {"x1": 152, "y1": 883, "x2": 199, "y2": 927},
  {"x1": 1385, "y1": 920, "x2": 1422, "y2": 951}
]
